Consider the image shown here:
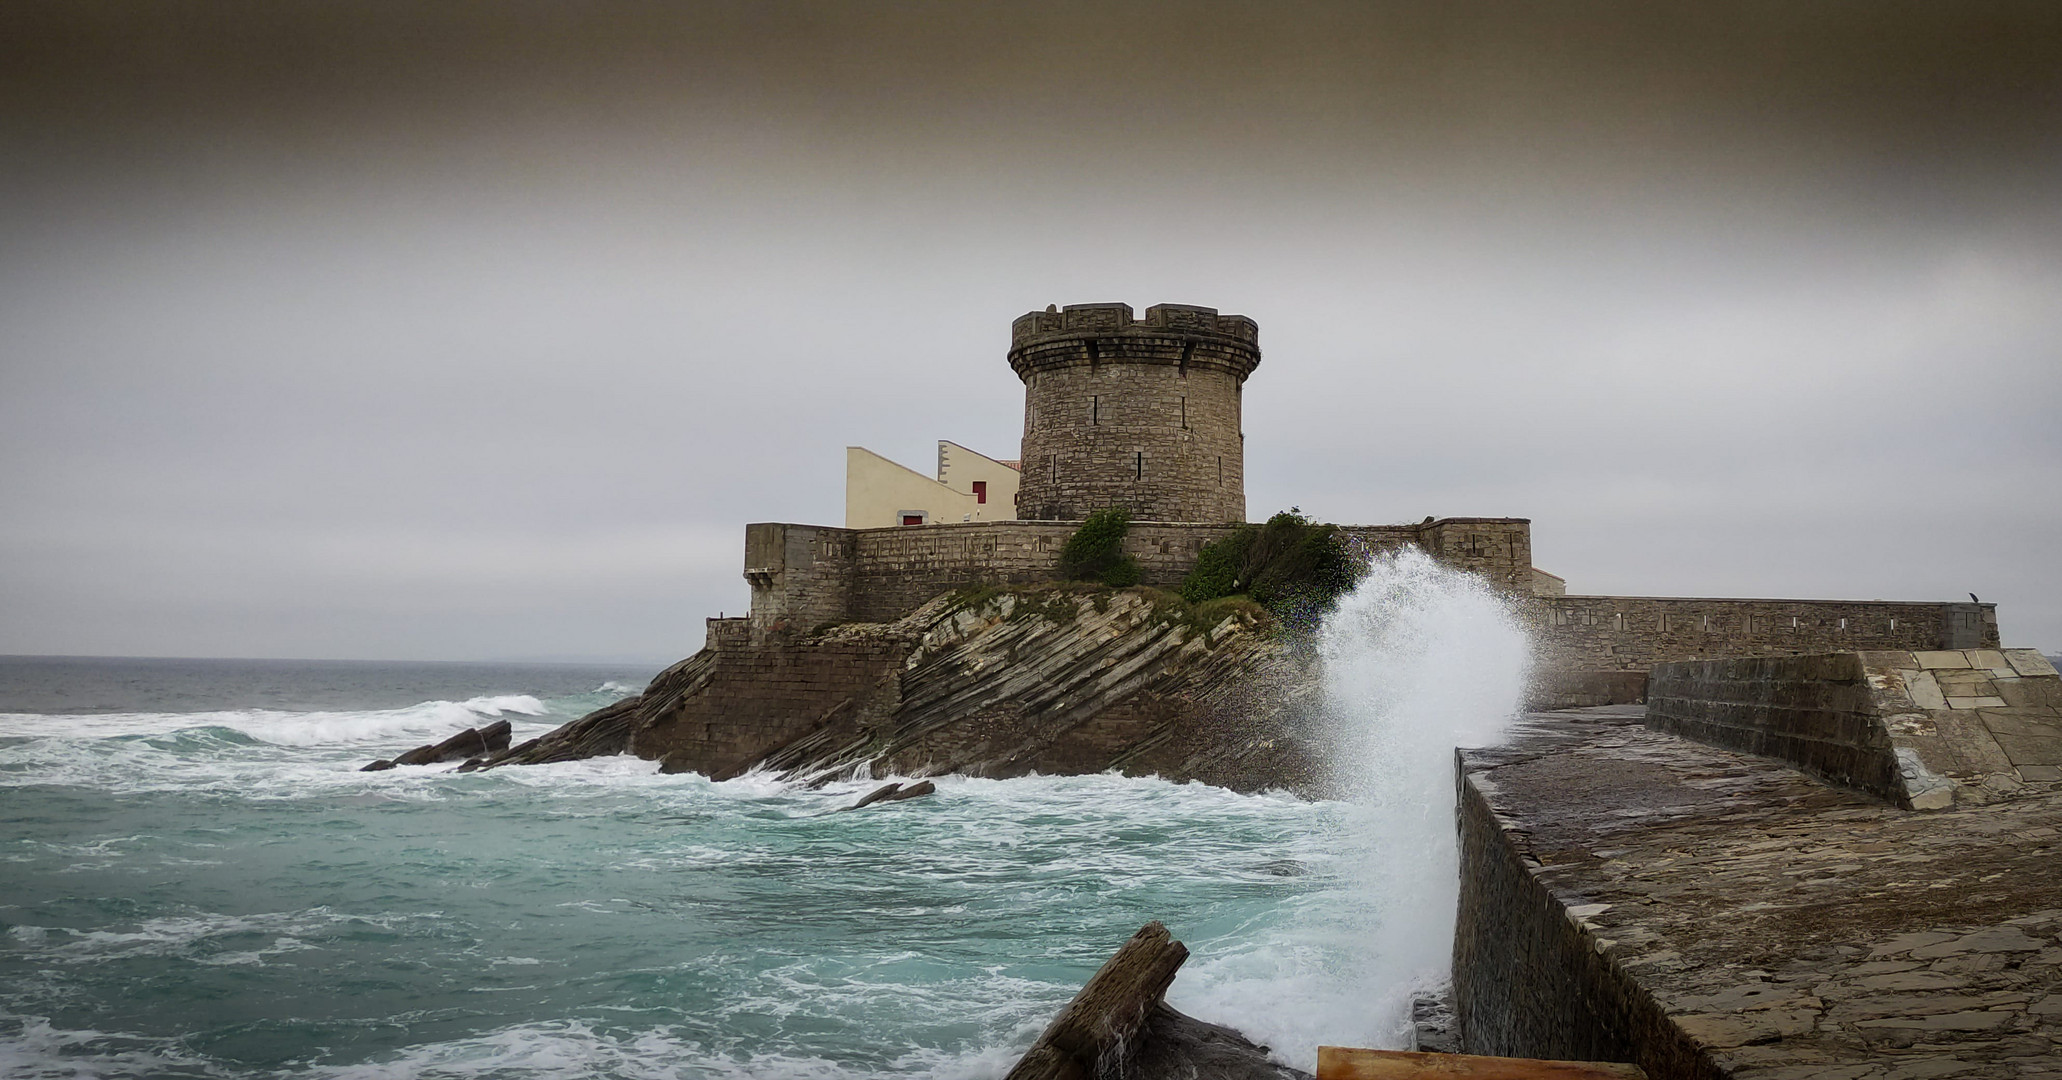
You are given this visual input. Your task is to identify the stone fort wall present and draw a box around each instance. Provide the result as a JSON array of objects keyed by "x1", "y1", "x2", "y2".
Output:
[
  {"x1": 740, "y1": 517, "x2": 1534, "y2": 631},
  {"x1": 1532, "y1": 595, "x2": 1998, "y2": 672},
  {"x1": 735, "y1": 516, "x2": 1991, "y2": 681}
]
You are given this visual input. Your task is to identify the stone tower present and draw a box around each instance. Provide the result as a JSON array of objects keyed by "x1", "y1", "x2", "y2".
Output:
[{"x1": 1009, "y1": 303, "x2": 1260, "y2": 523}]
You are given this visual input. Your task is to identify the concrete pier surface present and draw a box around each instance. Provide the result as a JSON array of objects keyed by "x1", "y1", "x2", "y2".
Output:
[{"x1": 1454, "y1": 706, "x2": 2061, "y2": 1079}]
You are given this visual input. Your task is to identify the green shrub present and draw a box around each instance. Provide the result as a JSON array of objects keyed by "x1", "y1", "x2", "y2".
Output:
[
  {"x1": 1178, "y1": 509, "x2": 1361, "y2": 628},
  {"x1": 1179, "y1": 525, "x2": 1252, "y2": 603},
  {"x1": 1059, "y1": 508, "x2": 1142, "y2": 588}
]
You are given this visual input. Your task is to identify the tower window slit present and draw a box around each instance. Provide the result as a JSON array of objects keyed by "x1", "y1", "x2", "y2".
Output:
[
  {"x1": 1134, "y1": 452, "x2": 1143, "y2": 480},
  {"x1": 1092, "y1": 396, "x2": 1098, "y2": 425},
  {"x1": 1181, "y1": 396, "x2": 1187, "y2": 429}
]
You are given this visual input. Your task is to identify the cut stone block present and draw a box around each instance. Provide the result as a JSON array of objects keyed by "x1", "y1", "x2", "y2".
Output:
[
  {"x1": 1976, "y1": 709, "x2": 2062, "y2": 738},
  {"x1": 1902, "y1": 670, "x2": 1948, "y2": 710},
  {"x1": 1934, "y1": 670, "x2": 1998, "y2": 698},
  {"x1": 2006, "y1": 650, "x2": 2061, "y2": 678},
  {"x1": 1914, "y1": 651, "x2": 1970, "y2": 669},
  {"x1": 1945, "y1": 696, "x2": 2008, "y2": 709},
  {"x1": 1992, "y1": 734, "x2": 2062, "y2": 767},
  {"x1": 1965, "y1": 649, "x2": 2012, "y2": 674}
]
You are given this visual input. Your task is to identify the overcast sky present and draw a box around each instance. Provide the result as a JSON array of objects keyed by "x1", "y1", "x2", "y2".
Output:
[{"x1": 3, "y1": 1, "x2": 2059, "y2": 662}]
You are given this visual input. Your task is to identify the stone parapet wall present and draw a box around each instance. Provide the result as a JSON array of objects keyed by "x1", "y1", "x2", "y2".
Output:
[
  {"x1": 1456, "y1": 707, "x2": 2062, "y2": 1078},
  {"x1": 1534, "y1": 594, "x2": 1997, "y2": 673},
  {"x1": 1454, "y1": 744, "x2": 1714, "y2": 1076},
  {"x1": 741, "y1": 517, "x2": 1533, "y2": 630},
  {"x1": 1648, "y1": 649, "x2": 2062, "y2": 809}
]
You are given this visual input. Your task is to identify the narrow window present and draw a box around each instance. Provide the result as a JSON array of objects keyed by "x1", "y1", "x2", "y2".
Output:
[
  {"x1": 1178, "y1": 340, "x2": 1193, "y2": 377},
  {"x1": 1050, "y1": 453, "x2": 1057, "y2": 484},
  {"x1": 1701, "y1": 614, "x2": 1710, "y2": 631},
  {"x1": 1791, "y1": 616, "x2": 1800, "y2": 630},
  {"x1": 1134, "y1": 451, "x2": 1143, "y2": 480},
  {"x1": 1180, "y1": 396, "x2": 1187, "y2": 430},
  {"x1": 1838, "y1": 617, "x2": 1847, "y2": 631},
  {"x1": 1217, "y1": 456, "x2": 1223, "y2": 485},
  {"x1": 972, "y1": 481, "x2": 987, "y2": 505},
  {"x1": 1613, "y1": 613, "x2": 1626, "y2": 631},
  {"x1": 1889, "y1": 617, "x2": 1897, "y2": 631},
  {"x1": 1092, "y1": 396, "x2": 1099, "y2": 425}
]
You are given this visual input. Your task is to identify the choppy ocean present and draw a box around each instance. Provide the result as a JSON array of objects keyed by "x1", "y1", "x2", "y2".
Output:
[
  {"x1": 0, "y1": 657, "x2": 1393, "y2": 1079},
  {"x1": 0, "y1": 553, "x2": 1533, "y2": 1079}
]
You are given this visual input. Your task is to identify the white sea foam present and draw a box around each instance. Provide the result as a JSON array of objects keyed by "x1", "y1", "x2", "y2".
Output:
[{"x1": 0, "y1": 694, "x2": 544, "y2": 747}]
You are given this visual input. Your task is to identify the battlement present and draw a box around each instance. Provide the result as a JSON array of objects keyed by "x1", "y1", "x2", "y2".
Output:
[{"x1": 1009, "y1": 303, "x2": 1260, "y2": 348}]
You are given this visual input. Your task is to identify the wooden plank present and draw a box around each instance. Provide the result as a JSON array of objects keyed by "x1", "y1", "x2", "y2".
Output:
[{"x1": 1316, "y1": 1046, "x2": 1647, "y2": 1079}]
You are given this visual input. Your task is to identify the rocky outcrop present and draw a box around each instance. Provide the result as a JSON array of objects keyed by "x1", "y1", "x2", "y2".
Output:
[
  {"x1": 631, "y1": 587, "x2": 1327, "y2": 796},
  {"x1": 458, "y1": 695, "x2": 644, "y2": 771},
  {"x1": 842, "y1": 780, "x2": 936, "y2": 810},
  {"x1": 398, "y1": 585, "x2": 1324, "y2": 795},
  {"x1": 362, "y1": 719, "x2": 513, "y2": 770}
]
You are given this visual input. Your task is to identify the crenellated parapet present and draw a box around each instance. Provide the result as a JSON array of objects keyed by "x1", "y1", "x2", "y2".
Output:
[
  {"x1": 1007, "y1": 303, "x2": 1261, "y2": 382},
  {"x1": 1010, "y1": 302, "x2": 1259, "y2": 346}
]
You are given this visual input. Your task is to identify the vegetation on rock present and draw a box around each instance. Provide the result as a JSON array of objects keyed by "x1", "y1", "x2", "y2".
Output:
[
  {"x1": 1060, "y1": 508, "x2": 1143, "y2": 588},
  {"x1": 1179, "y1": 510, "x2": 1361, "y2": 629}
]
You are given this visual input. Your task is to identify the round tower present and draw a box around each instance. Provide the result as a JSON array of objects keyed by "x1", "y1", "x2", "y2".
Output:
[{"x1": 1009, "y1": 302, "x2": 1260, "y2": 523}]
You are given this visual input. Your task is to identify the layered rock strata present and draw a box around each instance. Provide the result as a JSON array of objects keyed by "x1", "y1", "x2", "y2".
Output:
[{"x1": 633, "y1": 588, "x2": 1325, "y2": 795}]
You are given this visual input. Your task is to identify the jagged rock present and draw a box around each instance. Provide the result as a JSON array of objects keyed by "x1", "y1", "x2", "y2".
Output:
[
  {"x1": 847, "y1": 781, "x2": 904, "y2": 809},
  {"x1": 463, "y1": 695, "x2": 644, "y2": 771},
  {"x1": 1004, "y1": 921, "x2": 1306, "y2": 1080},
  {"x1": 371, "y1": 719, "x2": 515, "y2": 769},
  {"x1": 635, "y1": 588, "x2": 1330, "y2": 796},
  {"x1": 842, "y1": 779, "x2": 936, "y2": 810}
]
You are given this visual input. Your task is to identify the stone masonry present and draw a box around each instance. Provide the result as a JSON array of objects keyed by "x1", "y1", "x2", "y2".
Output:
[
  {"x1": 738, "y1": 517, "x2": 1532, "y2": 633},
  {"x1": 1647, "y1": 649, "x2": 2062, "y2": 810},
  {"x1": 1539, "y1": 596, "x2": 1999, "y2": 672},
  {"x1": 1009, "y1": 303, "x2": 1260, "y2": 523},
  {"x1": 1454, "y1": 706, "x2": 2062, "y2": 1080}
]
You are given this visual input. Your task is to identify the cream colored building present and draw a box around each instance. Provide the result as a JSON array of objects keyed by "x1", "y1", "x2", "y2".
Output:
[{"x1": 845, "y1": 441, "x2": 1021, "y2": 529}]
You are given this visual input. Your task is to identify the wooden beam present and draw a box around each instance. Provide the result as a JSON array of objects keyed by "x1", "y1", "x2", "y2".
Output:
[{"x1": 1316, "y1": 1047, "x2": 1647, "y2": 1079}]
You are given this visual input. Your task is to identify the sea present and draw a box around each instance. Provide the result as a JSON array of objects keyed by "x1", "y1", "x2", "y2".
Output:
[{"x1": 0, "y1": 551, "x2": 1534, "y2": 1079}]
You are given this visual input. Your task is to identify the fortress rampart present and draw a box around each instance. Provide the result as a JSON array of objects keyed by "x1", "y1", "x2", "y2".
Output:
[
  {"x1": 1009, "y1": 303, "x2": 1260, "y2": 523},
  {"x1": 737, "y1": 517, "x2": 1533, "y2": 633},
  {"x1": 731, "y1": 515, "x2": 1990, "y2": 682},
  {"x1": 1533, "y1": 594, "x2": 1998, "y2": 671}
]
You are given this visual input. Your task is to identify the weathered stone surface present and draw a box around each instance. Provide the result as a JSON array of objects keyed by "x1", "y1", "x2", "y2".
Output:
[
  {"x1": 1646, "y1": 651, "x2": 2062, "y2": 808},
  {"x1": 842, "y1": 779, "x2": 936, "y2": 810},
  {"x1": 636, "y1": 587, "x2": 1331, "y2": 796},
  {"x1": 1003, "y1": 920, "x2": 1305, "y2": 1080},
  {"x1": 1454, "y1": 706, "x2": 2062, "y2": 1080},
  {"x1": 372, "y1": 719, "x2": 514, "y2": 769},
  {"x1": 460, "y1": 695, "x2": 643, "y2": 771}
]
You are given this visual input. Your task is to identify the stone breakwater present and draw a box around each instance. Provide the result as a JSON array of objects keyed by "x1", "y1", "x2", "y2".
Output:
[{"x1": 1454, "y1": 705, "x2": 2062, "y2": 1079}]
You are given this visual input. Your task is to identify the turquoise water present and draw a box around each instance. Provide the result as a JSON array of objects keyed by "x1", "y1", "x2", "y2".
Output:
[{"x1": 0, "y1": 661, "x2": 1379, "y2": 1079}]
